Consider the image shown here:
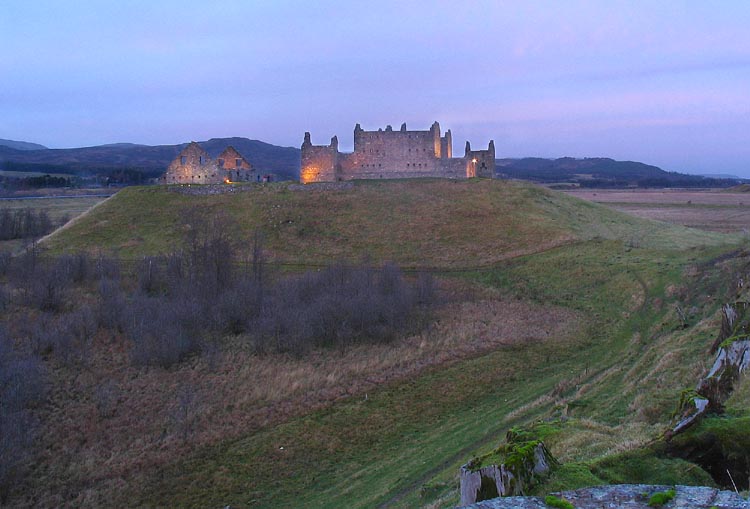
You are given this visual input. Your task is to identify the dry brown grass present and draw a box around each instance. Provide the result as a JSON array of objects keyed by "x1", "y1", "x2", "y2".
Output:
[
  {"x1": 565, "y1": 189, "x2": 750, "y2": 233},
  {"x1": 20, "y1": 282, "x2": 581, "y2": 507},
  {"x1": 546, "y1": 420, "x2": 662, "y2": 463}
]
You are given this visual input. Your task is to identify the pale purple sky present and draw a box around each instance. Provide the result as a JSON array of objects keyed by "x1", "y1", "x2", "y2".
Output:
[{"x1": 1, "y1": 1, "x2": 749, "y2": 176}]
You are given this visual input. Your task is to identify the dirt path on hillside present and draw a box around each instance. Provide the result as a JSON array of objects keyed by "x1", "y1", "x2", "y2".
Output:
[{"x1": 33, "y1": 192, "x2": 117, "y2": 251}]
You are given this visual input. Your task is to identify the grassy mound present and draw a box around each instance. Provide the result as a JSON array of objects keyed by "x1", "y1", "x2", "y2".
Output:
[{"x1": 43, "y1": 179, "x2": 732, "y2": 265}]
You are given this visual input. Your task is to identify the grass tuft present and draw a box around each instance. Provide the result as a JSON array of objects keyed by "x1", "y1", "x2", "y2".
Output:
[
  {"x1": 544, "y1": 494, "x2": 575, "y2": 509},
  {"x1": 648, "y1": 488, "x2": 676, "y2": 507}
]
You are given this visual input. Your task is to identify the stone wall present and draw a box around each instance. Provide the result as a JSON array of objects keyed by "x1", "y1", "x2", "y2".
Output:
[
  {"x1": 163, "y1": 142, "x2": 221, "y2": 184},
  {"x1": 162, "y1": 142, "x2": 256, "y2": 184},
  {"x1": 466, "y1": 140, "x2": 496, "y2": 179},
  {"x1": 300, "y1": 121, "x2": 495, "y2": 183},
  {"x1": 300, "y1": 132, "x2": 338, "y2": 183}
]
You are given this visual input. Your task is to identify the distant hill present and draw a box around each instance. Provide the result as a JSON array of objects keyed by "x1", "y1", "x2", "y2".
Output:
[
  {"x1": 0, "y1": 138, "x2": 301, "y2": 181},
  {"x1": 0, "y1": 138, "x2": 48, "y2": 151},
  {"x1": 700, "y1": 173, "x2": 742, "y2": 179},
  {"x1": 496, "y1": 157, "x2": 744, "y2": 188},
  {"x1": 3, "y1": 138, "x2": 742, "y2": 188}
]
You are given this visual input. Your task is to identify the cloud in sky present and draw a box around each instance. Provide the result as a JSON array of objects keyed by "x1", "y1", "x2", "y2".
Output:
[{"x1": 0, "y1": 0, "x2": 749, "y2": 175}]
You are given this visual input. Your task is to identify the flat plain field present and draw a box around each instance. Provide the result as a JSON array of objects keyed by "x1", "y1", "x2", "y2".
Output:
[
  {"x1": 564, "y1": 188, "x2": 750, "y2": 233},
  {"x1": 0, "y1": 194, "x2": 110, "y2": 252}
]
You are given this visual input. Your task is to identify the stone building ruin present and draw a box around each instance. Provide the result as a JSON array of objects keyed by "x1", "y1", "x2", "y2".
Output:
[
  {"x1": 300, "y1": 121, "x2": 495, "y2": 183},
  {"x1": 162, "y1": 142, "x2": 257, "y2": 184}
]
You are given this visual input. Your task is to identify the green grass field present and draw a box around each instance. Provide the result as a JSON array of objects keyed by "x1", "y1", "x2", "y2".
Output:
[
  {"x1": 131, "y1": 240, "x2": 737, "y2": 508},
  {"x1": 37, "y1": 179, "x2": 747, "y2": 507},
  {"x1": 43, "y1": 180, "x2": 730, "y2": 262}
]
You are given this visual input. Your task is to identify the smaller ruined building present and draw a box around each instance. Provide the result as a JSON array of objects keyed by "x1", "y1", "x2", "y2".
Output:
[
  {"x1": 162, "y1": 142, "x2": 257, "y2": 184},
  {"x1": 300, "y1": 121, "x2": 495, "y2": 183}
]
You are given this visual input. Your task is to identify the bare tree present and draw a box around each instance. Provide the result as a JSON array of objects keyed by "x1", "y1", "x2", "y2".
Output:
[{"x1": 171, "y1": 383, "x2": 199, "y2": 444}]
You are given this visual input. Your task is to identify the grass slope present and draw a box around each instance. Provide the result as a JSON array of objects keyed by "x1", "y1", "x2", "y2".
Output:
[
  {"x1": 37, "y1": 179, "x2": 744, "y2": 507},
  {"x1": 44, "y1": 179, "x2": 730, "y2": 264},
  {"x1": 131, "y1": 240, "x2": 741, "y2": 508}
]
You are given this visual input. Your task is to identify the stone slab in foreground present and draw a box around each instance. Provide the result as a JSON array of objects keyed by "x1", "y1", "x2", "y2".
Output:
[{"x1": 459, "y1": 484, "x2": 749, "y2": 509}]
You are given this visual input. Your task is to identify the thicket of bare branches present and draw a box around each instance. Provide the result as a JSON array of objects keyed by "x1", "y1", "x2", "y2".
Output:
[
  {"x1": 0, "y1": 329, "x2": 46, "y2": 502},
  {"x1": 0, "y1": 208, "x2": 67, "y2": 241},
  {"x1": 0, "y1": 209, "x2": 438, "y2": 498}
]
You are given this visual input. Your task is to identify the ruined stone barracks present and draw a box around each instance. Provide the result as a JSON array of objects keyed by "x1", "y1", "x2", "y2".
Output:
[
  {"x1": 300, "y1": 122, "x2": 495, "y2": 183},
  {"x1": 162, "y1": 142, "x2": 257, "y2": 184}
]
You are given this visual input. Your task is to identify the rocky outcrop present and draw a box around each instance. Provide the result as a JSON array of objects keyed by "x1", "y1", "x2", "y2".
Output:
[
  {"x1": 668, "y1": 297, "x2": 750, "y2": 439},
  {"x1": 459, "y1": 484, "x2": 750, "y2": 509},
  {"x1": 459, "y1": 431, "x2": 557, "y2": 506}
]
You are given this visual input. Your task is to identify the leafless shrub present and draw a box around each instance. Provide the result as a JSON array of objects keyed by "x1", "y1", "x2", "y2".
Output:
[
  {"x1": 165, "y1": 250, "x2": 186, "y2": 291},
  {"x1": 250, "y1": 229, "x2": 265, "y2": 285},
  {"x1": 26, "y1": 262, "x2": 70, "y2": 313},
  {"x1": 96, "y1": 279, "x2": 126, "y2": 332},
  {"x1": 60, "y1": 305, "x2": 97, "y2": 364},
  {"x1": 211, "y1": 278, "x2": 260, "y2": 334},
  {"x1": 0, "y1": 333, "x2": 45, "y2": 502},
  {"x1": 59, "y1": 252, "x2": 91, "y2": 284},
  {"x1": 415, "y1": 271, "x2": 437, "y2": 306},
  {"x1": 251, "y1": 261, "x2": 435, "y2": 355},
  {"x1": 11, "y1": 243, "x2": 40, "y2": 286},
  {"x1": 28, "y1": 309, "x2": 95, "y2": 365},
  {"x1": 0, "y1": 333, "x2": 46, "y2": 410},
  {"x1": 94, "y1": 252, "x2": 121, "y2": 281},
  {"x1": 0, "y1": 208, "x2": 56, "y2": 241},
  {"x1": 0, "y1": 409, "x2": 33, "y2": 503},
  {"x1": 94, "y1": 379, "x2": 120, "y2": 419},
  {"x1": 181, "y1": 207, "x2": 236, "y2": 296},
  {"x1": 201, "y1": 339, "x2": 222, "y2": 372},
  {"x1": 29, "y1": 314, "x2": 67, "y2": 359},
  {"x1": 171, "y1": 383, "x2": 199, "y2": 444},
  {"x1": 137, "y1": 256, "x2": 166, "y2": 296},
  {"x1": 125, "y1": 296, "x2": 202, "y2": 368},
  {"x1": 0, "y1": 252, "x2": 12, "y2": 277},
  {"x1": 0, "y1": 284, "x2": 9, "y2": 312}
]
